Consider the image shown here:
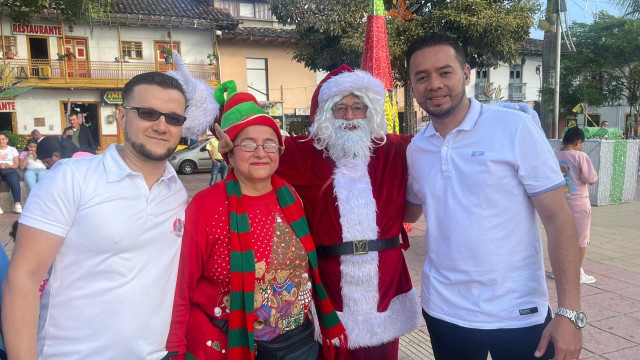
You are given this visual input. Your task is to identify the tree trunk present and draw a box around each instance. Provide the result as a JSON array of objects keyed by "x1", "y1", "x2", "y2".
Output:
[{"x1": 403, "y1": 85, "x2": 416, "y2": 135}]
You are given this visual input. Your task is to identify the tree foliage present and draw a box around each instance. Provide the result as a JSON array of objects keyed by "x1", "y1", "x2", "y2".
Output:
[
  {"x1": 613, "y1": 0, "x2": 640, "y2": 18},
  {"x1": 543, "y1": 13, "x2": 640, "y2": 117},
  {"x1": 1, "y1": 0, "x2": 115, "y2": 27},
  {"x1": 268, "y1": 0, "x2": 539, "y2": 86}
]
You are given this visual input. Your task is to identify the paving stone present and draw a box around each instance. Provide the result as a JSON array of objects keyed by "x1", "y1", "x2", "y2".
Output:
[
  {"x1": 582, "y1": 324, "x2": 637, "y2": 355},
  {"x1": 580, "y1": 300, "x2": 622, "y2": 322},
  {"x1": 615, "y1": 286, "x2": 640, "y2": 302},
  {"x1": 601, "y1": 345, "x2": 640, "y2": 360},
  {"x1": 583, "y1": 292, "x2": 640, "y2": 314},
  {"x1": 604, "y1": 269, "x2": 640, "y2": 286},
  {"x1": 590, "y1": 315, "x2": 640, "y2": 343},
  {"x1": 588, "y1": 274, "x2": 636, "y2": 292}
]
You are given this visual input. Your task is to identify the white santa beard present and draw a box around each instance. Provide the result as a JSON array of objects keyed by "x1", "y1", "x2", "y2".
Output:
[{"x1": 327, "y1": 119, "x2": 373, "y2": 162}]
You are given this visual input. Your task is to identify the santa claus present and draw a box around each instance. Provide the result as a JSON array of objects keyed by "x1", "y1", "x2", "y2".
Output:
[{"x1": 274, "y1": 65, "x2": 421, "y2": 359}]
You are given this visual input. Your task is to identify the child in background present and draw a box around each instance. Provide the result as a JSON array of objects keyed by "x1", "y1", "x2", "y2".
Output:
[{"x1": 555, "y1": 127, "x2": 598, "y2": 283}]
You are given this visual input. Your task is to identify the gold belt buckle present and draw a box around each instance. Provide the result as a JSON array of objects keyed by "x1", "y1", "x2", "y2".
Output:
[{"x1": 353, "y1": 240, "x2": 369, "y2": 255}]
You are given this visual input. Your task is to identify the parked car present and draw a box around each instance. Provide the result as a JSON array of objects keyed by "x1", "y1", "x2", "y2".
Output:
[{"x1": 169, "y1": 138, "x2": 212, "y2": 174}]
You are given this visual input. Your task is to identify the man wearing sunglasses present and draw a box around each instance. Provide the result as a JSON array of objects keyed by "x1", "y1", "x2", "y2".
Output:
[{"x1": 3, "y1": 72, "x2": 194, "y2": 359}]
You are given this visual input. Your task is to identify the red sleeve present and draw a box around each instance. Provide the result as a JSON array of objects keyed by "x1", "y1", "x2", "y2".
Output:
[{"x1": 166, "y1": 191, "x2": 212, "y2": 358}]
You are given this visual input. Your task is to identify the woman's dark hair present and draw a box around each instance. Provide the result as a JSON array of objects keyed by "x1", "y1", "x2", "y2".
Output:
[
  {"x1": 0, "y1": 132, "x2": 8, "y2": 139},
  {"x1": 24, "y1": 137, "x2": 38, "y2": 151},
  {"x1": 36, "y1": 136, "x2": 81, "y2": 160},
  {"x1": 562, "y1": 126, "x2": 586, "y2": 145}
]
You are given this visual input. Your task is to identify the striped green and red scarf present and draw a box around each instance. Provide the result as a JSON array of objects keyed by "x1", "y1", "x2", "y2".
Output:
[{"x1": 225, "y1": 171, "x2": 347, "y2": 359}]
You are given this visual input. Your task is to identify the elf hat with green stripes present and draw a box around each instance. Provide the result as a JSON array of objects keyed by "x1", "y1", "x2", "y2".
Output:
[{"x1": 214, "y1": 80, "x2": 283, "y2": 147}]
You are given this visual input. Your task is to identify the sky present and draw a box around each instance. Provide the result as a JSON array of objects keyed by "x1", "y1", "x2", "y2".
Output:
[{"x1": 530, "y1": 0, "x2": 624, "y2": 39}]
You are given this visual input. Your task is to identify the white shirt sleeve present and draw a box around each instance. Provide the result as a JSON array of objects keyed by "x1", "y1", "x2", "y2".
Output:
[
  {"x1": 515, "y1": 117, "x2": 565, "y2": 196},
  {"x1": 405, "y1": 149, "x2": 423, "y2": 205},
  {"x1": 19, "y1": 161, "x2": 81, "y2": 237}
]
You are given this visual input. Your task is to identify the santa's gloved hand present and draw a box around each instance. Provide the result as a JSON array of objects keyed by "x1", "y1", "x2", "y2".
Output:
[
  {"x1": 166, "y1": 52, "x2": 219, "y2": 139},
  {"x1": 214, "y1": 123, "x2": 234, "y2": 154}
]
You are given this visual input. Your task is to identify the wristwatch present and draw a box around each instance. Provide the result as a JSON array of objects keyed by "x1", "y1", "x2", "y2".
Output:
[{"x1": 555, "y1": 307, "x2": 587, "y2": 329}]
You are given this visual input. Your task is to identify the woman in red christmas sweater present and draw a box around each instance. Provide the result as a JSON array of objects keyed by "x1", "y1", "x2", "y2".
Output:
[{"x1": 166, "y1": 82, "x2": 346, "y2": 360}]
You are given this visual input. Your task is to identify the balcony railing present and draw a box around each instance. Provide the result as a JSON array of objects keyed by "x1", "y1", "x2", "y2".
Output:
[
  {"x1": 2, "y1": 58, "x2": 219, "y2": 83},
  {"x1": 508, "y1": 83, "x2": 527, "y2": 101}
]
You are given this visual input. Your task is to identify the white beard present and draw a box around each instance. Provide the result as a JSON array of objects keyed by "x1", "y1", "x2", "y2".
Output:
[{"x1": 327, "y1": 119, "x2": 373, "y2": 162}]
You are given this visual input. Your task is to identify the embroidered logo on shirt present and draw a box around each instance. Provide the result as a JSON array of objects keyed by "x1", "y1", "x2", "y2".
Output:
[
  {"x1": 519, "y1": 307, "x2": 539, "y2": 316},
  {"x1": 471, "y1": 151, "x2": 485, "y2": 157},
  {"x1": 170, "y1": 217, "x2": 184, "y2": 237}
]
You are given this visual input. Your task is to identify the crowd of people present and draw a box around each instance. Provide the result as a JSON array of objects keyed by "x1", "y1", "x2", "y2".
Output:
[{"x1": 0, "y1": 32, "x2": 605, "y2": 360}]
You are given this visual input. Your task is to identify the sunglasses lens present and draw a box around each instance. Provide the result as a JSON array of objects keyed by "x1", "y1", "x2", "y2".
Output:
[
  {"x1": 137, "y1": 108, "x2": 161, "y2": 121},
  {"x1": 165, "y1": 114, "x2": 187, "y2": 126}
]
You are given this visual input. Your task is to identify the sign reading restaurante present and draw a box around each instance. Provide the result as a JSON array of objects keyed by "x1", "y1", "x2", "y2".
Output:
[{"x1": 12, "y1": 23, "x2": 63, "y2": 37}]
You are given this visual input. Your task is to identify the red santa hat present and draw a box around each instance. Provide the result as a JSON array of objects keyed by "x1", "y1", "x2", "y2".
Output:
[{"x1": 310, "y1": 64, "x2": 385, "y2": 122}]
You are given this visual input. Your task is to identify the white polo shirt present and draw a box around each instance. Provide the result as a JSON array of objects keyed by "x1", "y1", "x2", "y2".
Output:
[
  {"x1": 407, "y1": 98, "x2": 565, "y2": 329},
  {"x1": 20, "y1": 144, "x2": 187, "y2": 359}
]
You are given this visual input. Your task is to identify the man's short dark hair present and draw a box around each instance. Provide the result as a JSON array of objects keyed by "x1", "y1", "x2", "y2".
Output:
[
  {"x1": 122, "y1": 72, "x2": 187, "y2": 106},
  {"x1": 406, "y1": 32, "x2": 467, "y2": 70},
  {"x1": 31, "y1": 129, "x2": 41, "y2": 137},
  {"x1": 562, "y1": 126, "x2": 585, "y2": 145},
  {"x1": 37, "y1": 136, "x2": 81, "y2": 160}
]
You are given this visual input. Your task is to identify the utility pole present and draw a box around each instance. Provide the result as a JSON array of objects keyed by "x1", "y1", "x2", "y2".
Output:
[
  {"x1": 553, "y1": 0, "x2": 567, "y2": 138},
  {"x1": 540, "y1": 0, "x2": 556, "y2": 138}
]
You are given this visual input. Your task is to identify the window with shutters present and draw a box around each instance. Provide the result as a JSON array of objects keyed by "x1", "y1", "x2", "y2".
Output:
[{"x1": 121, "y1": 41, "x2": 143, "y2": 60}]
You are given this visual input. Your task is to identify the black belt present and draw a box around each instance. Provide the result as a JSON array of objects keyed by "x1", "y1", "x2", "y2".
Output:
[{"x1": 317, "y1": 236, "x2": 400, "y2": 258}]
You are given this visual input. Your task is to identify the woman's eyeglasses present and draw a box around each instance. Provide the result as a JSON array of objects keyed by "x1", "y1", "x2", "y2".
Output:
[
  {"x1": 123, "y1": 106, "x2": 187, "y2": 126},
  {"x1": 233, "y1": 142, "x2": 280, "y2": 153},
  {"x1": 331, "y1": 103, "x2": 368, "y2": 118}
]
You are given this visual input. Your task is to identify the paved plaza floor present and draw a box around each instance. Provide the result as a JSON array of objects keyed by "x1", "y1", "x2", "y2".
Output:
[{"x1": 1, "y1": 172, "x2": 638, "y2": 359}]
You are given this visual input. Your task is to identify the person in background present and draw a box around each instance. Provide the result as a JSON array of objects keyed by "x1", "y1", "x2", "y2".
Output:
[
  {"x1": 0, "y1": 132, "x2": 22, "y2": 214},
  {"x1": 275, "y1": 118, "x2": 289, "y2": 137},
  {"x1": 19, "y1": 138, "x2": 47, "y2": 190},
  {"x1": 205, "y1": 136, "x2": 228, "y2": 186},
  {"x1": 35, "y1": 136, "x2": 92, "y2": 169},
  {"x1": 30, "y1": 130, "x2": 43, "y2": 143},
  {"x1": 555, "y1": 127, "x2": 598, "y2": 284},
  {"x1": 62, "y1": 112, "x2": 96, "y2": 154},
  {"x1": 600, "y1": 121, "x2": 608, "y2": 128}
]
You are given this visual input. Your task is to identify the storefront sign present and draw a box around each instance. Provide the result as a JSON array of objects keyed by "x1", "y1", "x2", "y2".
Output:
[
  {"x1": 103, "y1": 91, "x2": 123, "y2": 104},
  {"x1": 295, "y1": 108, "x2": 310, "y2": 116},
  {"x1": 0, "y1": 101, "x2": 16, "y2": 112},
  {"x1": 268, "y1": 106, "x2": 283, "y2": 117},
  {"x1": 12, "y1": 23, "x2": 63, "y2": 37}
]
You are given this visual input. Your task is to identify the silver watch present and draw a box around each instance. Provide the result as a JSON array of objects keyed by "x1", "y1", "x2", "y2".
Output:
[{"x1": 555, "y1": 307, "x2": 587, "y2": 329}]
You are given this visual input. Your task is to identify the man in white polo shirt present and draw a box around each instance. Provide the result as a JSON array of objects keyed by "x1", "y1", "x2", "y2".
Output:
[
  {"x1": 3, "y1": 72, "x2": 191, "y2": 359},
  {"x1": 404, "y1": 33, "x2": 584, "y2": 360}
]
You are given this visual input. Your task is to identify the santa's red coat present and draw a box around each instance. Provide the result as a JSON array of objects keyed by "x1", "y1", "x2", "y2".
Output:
[{"x1": 277, "y1": 133, "x2": 414, "y2": 315}]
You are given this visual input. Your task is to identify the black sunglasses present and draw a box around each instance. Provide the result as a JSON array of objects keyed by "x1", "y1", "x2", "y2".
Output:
[{"x1": 123, "y1": 106, "x2": 187, "y2": 126}]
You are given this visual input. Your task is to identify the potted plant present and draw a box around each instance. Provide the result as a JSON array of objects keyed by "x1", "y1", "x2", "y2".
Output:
[
  {"x1": 207, "y1": 53, "x2": 218, "y2": 66},
  {"x1": 159, "y1": 47, "x2": 173, "y2": 63},
  {"x1": 57, "y1": 52, "x2": 66, "y2": 60}
]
